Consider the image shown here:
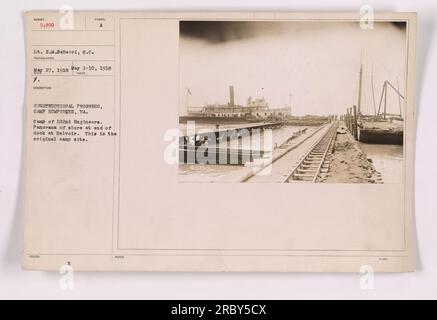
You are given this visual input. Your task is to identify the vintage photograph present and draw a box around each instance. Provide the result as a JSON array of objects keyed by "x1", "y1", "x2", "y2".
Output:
[
  {"x1": 179, "y1": 20, "x2": 407, "y2": 183},
  {"x1": 20, "y1": 10, "x2": 418, "y2": 275}
]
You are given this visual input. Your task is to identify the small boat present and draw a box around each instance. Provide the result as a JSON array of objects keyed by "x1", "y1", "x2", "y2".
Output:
[{"x1": 354, "y1": 59, "x2": 404, "y2": 145}]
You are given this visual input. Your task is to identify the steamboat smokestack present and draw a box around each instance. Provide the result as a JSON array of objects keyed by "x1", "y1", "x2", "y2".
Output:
[{"x1": 229, "y1": 85, "x2": 235, "y2": 108}]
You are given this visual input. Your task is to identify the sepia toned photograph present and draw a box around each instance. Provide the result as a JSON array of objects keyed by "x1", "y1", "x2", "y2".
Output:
[
  {"x1": 178, "y1": 20, "x2": 407, "y2": 183},
  {"x1": 20, "y1": 10, "x2": 418, "y2": 275}
]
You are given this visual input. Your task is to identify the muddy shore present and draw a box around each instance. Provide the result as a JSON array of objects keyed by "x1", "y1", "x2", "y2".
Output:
[{"x1": 321, "y1": 130, "x2": 383, "y2": 183}]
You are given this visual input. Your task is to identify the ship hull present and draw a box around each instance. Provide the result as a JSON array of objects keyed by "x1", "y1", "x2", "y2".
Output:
[{"x1": 358, "y1": 128, "x2": 403, "y2": 145}]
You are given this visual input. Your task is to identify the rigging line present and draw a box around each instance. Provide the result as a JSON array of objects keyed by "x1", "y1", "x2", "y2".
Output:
[
  {"x1": 397, "y1": 78, "x2": 403, "y2": 118},
  {"x1": 377, "y1": 81, "x2": 386, "y2": 116},
  {"x1": 371, "y1": 64, "x2": 377, "y2": 116},
  {"x1": 373, "y1": 57, "x2": 402, "y2": 82},
  {"x1": 385, "y1": 80, "x2": 405, "y2": 99}
]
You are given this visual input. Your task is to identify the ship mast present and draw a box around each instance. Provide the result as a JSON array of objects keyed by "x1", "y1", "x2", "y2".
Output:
[{"x1": 357, "y1": 53, "x2": 363, "y2": 116}]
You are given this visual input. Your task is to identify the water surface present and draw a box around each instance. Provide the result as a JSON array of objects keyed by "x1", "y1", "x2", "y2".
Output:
[{"x1": 359, "y1": 143, "x2": 403, "y2": 184}]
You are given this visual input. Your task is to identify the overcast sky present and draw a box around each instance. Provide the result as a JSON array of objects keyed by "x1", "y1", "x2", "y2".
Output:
[{"x1": 179, "y1": 21, "x2": 407, "y2": 116}]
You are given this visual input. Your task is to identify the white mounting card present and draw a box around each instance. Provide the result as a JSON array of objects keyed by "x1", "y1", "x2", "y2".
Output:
[{"x1": 23, "y1": 11, "x2": 416, "y2": 272}]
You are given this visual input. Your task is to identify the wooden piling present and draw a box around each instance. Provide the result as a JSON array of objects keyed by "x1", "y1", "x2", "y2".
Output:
[
  {"x1": 346, "y1": 108, "x2": 351, "y2": 132},
  {"x1": 346, "y1": 109, "x2": 350, "y2": 131},
  {"x1": 353, "y1": 105, "x2": 358, "y2": 139}
]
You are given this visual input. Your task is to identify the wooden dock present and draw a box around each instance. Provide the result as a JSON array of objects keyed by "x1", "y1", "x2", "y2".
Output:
[{"x1": 179, "y1": 121, "x2": 283, "y2": 165}]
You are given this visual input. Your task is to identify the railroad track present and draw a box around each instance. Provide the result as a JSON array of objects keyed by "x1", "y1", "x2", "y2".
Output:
[{"x1": 282, "y1": 122, "x2": 338, "y2": 183}]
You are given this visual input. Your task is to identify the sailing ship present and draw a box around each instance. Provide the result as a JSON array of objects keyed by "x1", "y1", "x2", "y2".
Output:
[{"x1": 356, "y1": 60, "x2": 404, "y2": 145}]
